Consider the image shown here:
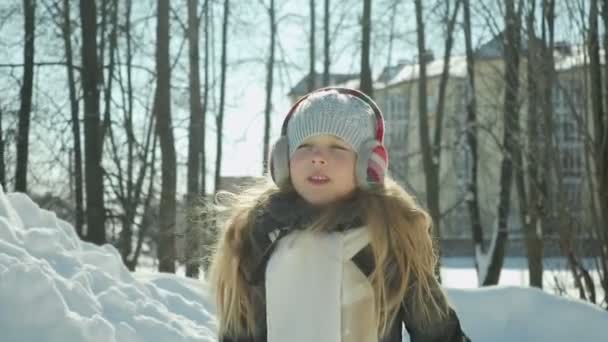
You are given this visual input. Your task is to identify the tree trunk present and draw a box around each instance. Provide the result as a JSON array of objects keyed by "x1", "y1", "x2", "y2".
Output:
[
  {"x1": 0, "y1": 107, "x2": 5, "y2": 189},
  {"x1": 262, "y1": 0, "x2": 276, "y2": 174},
  {"x1": 483, "y1": 0, "x2": 521, "y2": 285},
  {"x1": 156, "y1": 0, "x2": 176, "y2": 273},
  {"x1": 360, "y1": 0, "x2": 372, "y2": 97},
  {"x1": 386, "y1": 0, "x2": 398, "y2": 69},
  {"x1": 538, "y1": 0, "x2": 557, "y2": 289},
  {"x1": 80, "y1": 0, "x2": 106, "y2": 245},
  {"x1": 118, "y1": 0, "x2": 138, "y2": 266},
  {"x1": 463, "y1": 0, "x2": 485, "y2": 265},
  {"x1": 308, "y1": 0, "x2": 316, "y2": 92},
  {"x1": 200, "y1": 0, "x2": 209, "y2": 196},
  {"x1": 62, "y1": 0, "x2": 84, "y2": 238},
  {"x1": 125, "y1": 0, "x2": 135, "y2": 263},
  {"x1": 323, "y1": 0, "x2": 330, "y2": 86},
  {"x1": 602, "y1": 0, "x2": 608, "y2": 120},
  {"x1": 414, "y1": 0, "x2": 441, "y2": 258},
  {"x1": 590, "y1": 2, "x2": 604, "y2": 174},
  {"x1": 601, "y1": 0, "x2": 608, "y2": 305},
  {"x1": 123, "y1": 108, "x2": 155, "y2": 269},
  {"x1": 186, "y1": 0, "x2": 203, "y2": 279},
  {"x1": 589, "y1": 0, "x2": 608, "y2": 301},
  {"x1": 98, "y1": 0, "x2": 107, "y2": 87},
  {"x1": 434, "y1": 0, "x2": 461, "y2": 154},
  {"x1": 100, "y1": 0, "x2": 118, "y2": 150},
  {"x1": 521, "y1": 0, "x2": 543, "y2": 288},
  {"x1": 214, "y1": 0, "x2": 229, "y2": 193},
  {"x1": 127, "y1": 119, "x2": 158, "y2": 271},
  {"x1": 15, "y1": 0, "x2": 35, "y2": 193}
]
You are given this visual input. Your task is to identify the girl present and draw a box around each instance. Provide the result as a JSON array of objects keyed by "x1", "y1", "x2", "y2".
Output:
[{"x1": 208, "y1": 87, "x2": 470, "y2": 342}]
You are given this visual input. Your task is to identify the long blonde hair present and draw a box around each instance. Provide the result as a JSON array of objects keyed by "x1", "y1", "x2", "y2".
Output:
[{"x1": 207, "y1": 177, "x2": 449, "y2": 337}]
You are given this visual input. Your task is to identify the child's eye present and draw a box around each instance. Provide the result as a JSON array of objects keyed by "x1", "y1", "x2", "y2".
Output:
[
  {"x1": 331, "y1": 145, "x2": 348, "y2": 150},
  {"x1": 297, "y1": 144, "x2": 311, "y2": 149}
]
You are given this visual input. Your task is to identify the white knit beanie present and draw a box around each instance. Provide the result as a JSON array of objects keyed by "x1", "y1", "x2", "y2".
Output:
[{"x1": 286, "y1": 90, "x2": 376, "y2": 157}]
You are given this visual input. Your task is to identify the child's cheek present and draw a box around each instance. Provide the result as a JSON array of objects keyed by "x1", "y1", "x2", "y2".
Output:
[
  {"x1": 290, "y1": 150, "x2": 307, "y2": 164},
  {"x1": 331, "y1": 150, "x2": 353, "y2": 162}
]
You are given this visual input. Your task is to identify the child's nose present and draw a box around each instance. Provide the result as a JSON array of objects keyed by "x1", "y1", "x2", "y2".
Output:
[{"x1": 311, "y1": 149, "x2": 327, "y2": 165}]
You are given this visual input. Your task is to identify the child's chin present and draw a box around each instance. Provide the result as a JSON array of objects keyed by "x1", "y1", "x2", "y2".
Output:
[{"x1": 302, "y1": 195, "x2": 336, "y2": 207}]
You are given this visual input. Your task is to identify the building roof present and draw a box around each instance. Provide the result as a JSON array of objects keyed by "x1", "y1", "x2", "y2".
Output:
[
  {"x1": 376, "y1": 55, "x2": 468, "y2": 90},
  {"x1": 554, "y1": 45, "x2": 605, "y2": 71},
  {"x1": 288, "y1": 72, "x2": 359, "y2": 97}
]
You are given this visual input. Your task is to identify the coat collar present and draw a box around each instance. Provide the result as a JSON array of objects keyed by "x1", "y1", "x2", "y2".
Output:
[{"x1": 260, "y1": 191, "x2": 364, "y2": 232}]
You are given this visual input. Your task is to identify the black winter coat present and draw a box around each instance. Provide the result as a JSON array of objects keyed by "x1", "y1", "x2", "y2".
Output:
[{"x1": 219, "y1": 192, "x2": 471, "y2": 342}]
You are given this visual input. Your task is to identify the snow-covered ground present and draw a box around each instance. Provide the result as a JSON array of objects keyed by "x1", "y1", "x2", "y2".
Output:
[{"x1": 1, "y1": 188, "x2": 607, "y2": 341}]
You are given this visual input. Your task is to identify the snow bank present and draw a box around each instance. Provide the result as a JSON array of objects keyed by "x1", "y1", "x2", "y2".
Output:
[
  {"x1": 1, "y1": 187, "x2": 606, "y2": 341},
  {"x1": 0, "y1": 187, "x2": 216, "y2": 342},
  {"x1": 449, "y1": 286, "x2": 607, "y2": 341}
]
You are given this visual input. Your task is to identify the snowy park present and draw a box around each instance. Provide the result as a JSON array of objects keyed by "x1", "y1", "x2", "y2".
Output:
[
  {"x1": 1, "y1": 188, "x2": 606, "y2": 342},
  {"x1": 2, "y1": 0, "x2": 608, "y2": 341}
]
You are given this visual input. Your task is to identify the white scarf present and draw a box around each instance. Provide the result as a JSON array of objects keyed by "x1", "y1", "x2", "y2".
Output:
[
  {"x1": 266, "y1": 229, "x2": 343, "y2": 342},
  {"x1": 265, "y1": 227, "x2": 372, "y2": 342}
]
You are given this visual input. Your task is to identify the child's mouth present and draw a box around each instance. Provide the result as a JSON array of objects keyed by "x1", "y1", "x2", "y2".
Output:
[{"x1": 307, "y1": 175, "x2": 330, "y2": 185}]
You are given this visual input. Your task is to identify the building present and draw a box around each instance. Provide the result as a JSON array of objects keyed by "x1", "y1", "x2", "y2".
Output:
[{"x1": 287, "y1": 35, "x2": 597, "y2": 242}]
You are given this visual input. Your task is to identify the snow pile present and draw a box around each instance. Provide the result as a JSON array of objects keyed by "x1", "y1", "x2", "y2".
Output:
[
  {"x1": 0, "y1": 188, "x2": 216, "y2": 342},
  {"x1": 0, "y1": 187, "x2": 606, "y2": 341},
  {"x1": 449, "y1": 286, "x2": 607, "y2": 341}
]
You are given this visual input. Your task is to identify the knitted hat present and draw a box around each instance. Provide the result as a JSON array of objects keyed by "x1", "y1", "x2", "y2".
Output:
[
  {"x1": 286, "y1": 91, "x2": 376, "y2": 156},
  {"x1": 269, "y1": 87, "x2": 389, "y2": 189}
]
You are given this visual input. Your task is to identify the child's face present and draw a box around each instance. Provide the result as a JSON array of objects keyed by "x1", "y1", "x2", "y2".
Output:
[{"x1": 289, "y1": 134, "x2": 357, "y2": 207}]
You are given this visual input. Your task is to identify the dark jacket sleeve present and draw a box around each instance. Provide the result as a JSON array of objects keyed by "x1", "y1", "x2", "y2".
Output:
[{"x1": 401, "y1": 276, "x2": 471, "y2": 342}]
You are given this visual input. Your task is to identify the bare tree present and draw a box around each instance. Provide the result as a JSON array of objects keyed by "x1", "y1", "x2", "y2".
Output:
[
  {"x1": 603, "y1": 0, "x2": 608, "y2": 114},
  {"x1": 116, "y1": 107, "x2": 157, "y2": 271},
  {"x1": 322, "y1": 0, "x2": 329, "y2": 86},
  {"x1": 308, "y1": 0, "x2": 316, "y2": 92},
  {"x1": 414, "y1": 0, "x2": 461, "y2": 270},
  {"x1": 120, "y1": 0, "x2": 136, "y2": 265},
  {"x1": 59, "y1": 0, "x2": 84, "y2": 238},
  {"x1": 100, "y1": 0, "x2": 119, "y2": 149},
  {"x1": 15, "y1": 0, "x2": 35, "y2": 193},
  {"x1": 588, "y1": 0, "x2": 608, "y2": 303},
  {"x1": 463, "y1": 0, "x2": 484, "y2": 269},
  {"x1": 156, "y1": 0, "x2": 177, "y2": 273},
  {"x1": 413, "y1": 0, "x2": 432, "y2": 243},
  {"x1": 386, "y1": 0, "x2": 398, "y2": 69},
  {"x1": 201, "y1": 0, "x2": 209, "y2": 195},
  {"x1": 186, "y1": 0, "x2": 203, "y2": 278},
  {"x1": 80, "y1": 0, "x2": 106, "y2": 245},
  {"x1": 518, "y1": 0, "x2": 544, "y2": 288},
  {"x1": 214, "y1": 0, "x2": 229, "y2": 193},
  {"x1": 127, "y1": 115, "x2": 159, "y2": 271},
  {"x1": 360, "y1": 0, "x2": 372, "y2": 97},
  {"x1": 483, "y1": 0, "x2": 522, "y2": 285},
  {"x1": 262, "y1": 0, "x2": 276, "y2": 174},
  {"x1": 101, "y1": 0, "x2": 157, "y2": 272},
  {"x1": 0, "y1": 105, "x2": 4, "y2": 189},
  {"x1": 600, "y1": 0, "x2": 608, "y2": 306}
]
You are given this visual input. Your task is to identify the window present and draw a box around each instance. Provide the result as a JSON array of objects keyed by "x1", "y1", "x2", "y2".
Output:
[
  {"x1": 563, "y1": 120, "x2": 577, "y2": 142},
  {"x1": 560, "y1": 145, "x2": 582, "y2": 177},
  {"x1": 562, "y1": 177, "x2": 582, "y2": 214},
  {"x1": 428, "y1": 94, "x2": 438, "y2": 114},
  {"x1": 456, "y1": 144, "x2": 472, "y2": 191}
]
